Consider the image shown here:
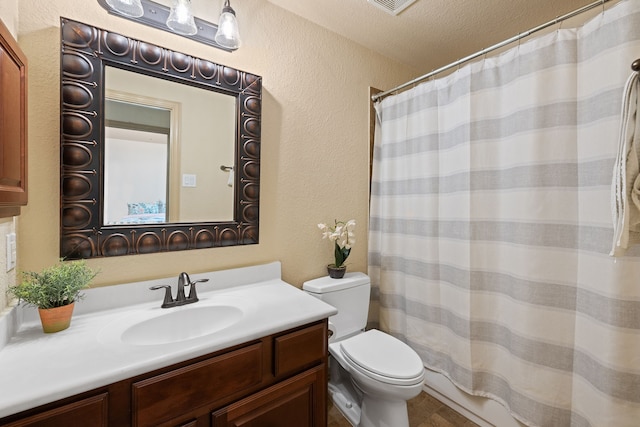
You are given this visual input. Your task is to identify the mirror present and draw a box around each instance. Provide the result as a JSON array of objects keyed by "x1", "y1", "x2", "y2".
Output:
[
  {"x1": 60, "y1": 18, "x2": 261, "y2": 259},
  {"x1": 104, "y1": 66, "x2": 236, "y2": 224}
]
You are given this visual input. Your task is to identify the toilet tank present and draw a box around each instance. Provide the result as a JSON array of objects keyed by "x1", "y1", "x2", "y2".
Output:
[{"x1": 302, "y1": 272, "x2": 370, "y2": 341}]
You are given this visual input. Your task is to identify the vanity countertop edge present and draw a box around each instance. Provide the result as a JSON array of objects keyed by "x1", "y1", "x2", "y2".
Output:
[{"x1": 0, "y1": 261, "x2": 337, "y2": 419}]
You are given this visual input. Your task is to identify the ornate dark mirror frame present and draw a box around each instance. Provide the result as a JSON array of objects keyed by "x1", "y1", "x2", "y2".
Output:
[{"x1": 60, "y1": 18, "x2": 261, "y2": 259}]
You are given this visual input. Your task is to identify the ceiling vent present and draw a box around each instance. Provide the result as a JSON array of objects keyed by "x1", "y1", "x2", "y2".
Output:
[{"x1": 367, "y1": 0, "x2": 417, "y2": 16}]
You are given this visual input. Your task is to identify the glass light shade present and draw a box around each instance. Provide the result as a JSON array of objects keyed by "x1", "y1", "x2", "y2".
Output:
[
  {"x1": 106, "y1": 0, "x2": 144, "y2": 18},
  {"x1": 214, "y1": 5, "x2": 240, "y2": 50},
  {"x1": 166, "y1": 0, "x2": 198, "y2": 36}
]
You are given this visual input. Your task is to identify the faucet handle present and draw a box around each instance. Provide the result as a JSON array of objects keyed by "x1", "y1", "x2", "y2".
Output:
[
  {"x1": 150, "y1": 285, "x2": 174, "y2": 308},
  {"x1": 187, "y1": 278, "x2": 209, "y2": 302}
]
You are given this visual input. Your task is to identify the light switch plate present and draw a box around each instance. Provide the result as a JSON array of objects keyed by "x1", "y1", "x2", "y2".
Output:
[
  {"x1": 6, "y1": 232, "x2": 16, "y2": 272},
  {"x1": 182, "y1": 174, "x2": 197, "y2": 187}
]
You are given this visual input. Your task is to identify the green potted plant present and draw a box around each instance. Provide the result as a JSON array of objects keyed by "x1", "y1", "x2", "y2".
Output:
[
  {"x1": 317, "y1": 219, "x2": 356, "y2": 278},
  {"x1": 8, "y1": 259, "x2": 98, "y2": 333}
]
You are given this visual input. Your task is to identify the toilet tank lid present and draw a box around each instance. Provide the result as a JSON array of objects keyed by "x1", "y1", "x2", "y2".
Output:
[{"x1": 303, "y1": 272, "x2": 369, "y2": 293}]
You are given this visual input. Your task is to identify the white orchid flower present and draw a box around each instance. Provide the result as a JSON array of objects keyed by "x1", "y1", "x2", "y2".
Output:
[{"x1": 317, "y1": 218, "x2": 356, "y2": 268}]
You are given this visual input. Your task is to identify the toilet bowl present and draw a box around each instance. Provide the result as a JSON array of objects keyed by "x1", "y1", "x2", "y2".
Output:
[
  {"x1": 303, "y1": 273, "x2": 425, "y2": 427},
  {"x1": 330, "y1": 329, "x2": 425, "y2": 427}
]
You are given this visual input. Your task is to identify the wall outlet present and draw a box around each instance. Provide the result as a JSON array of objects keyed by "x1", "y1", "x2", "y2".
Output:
[
  {"x1": 182, "y1": 174, "x2": 197, "y2": 187},
  {"x1": 6, "y1": 232, "x2": 16, "y2": 272}
]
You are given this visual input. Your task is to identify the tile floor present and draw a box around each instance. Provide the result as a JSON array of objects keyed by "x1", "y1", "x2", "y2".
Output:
[{"x1": 327, "y1": 391, "x2": 480, "y2": 427}]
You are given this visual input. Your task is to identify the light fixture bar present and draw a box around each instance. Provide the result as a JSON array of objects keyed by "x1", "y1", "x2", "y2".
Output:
[{"x1": 97, "y1": 0, "x2": 234, "y2": 52}]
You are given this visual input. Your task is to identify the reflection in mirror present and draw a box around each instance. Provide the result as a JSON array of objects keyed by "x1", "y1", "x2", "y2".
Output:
[
  {"x1": 60, "y1": 18, "x2": 261, "y2": 259},
  {"x1": 104, "y1": 126, "x2": 169, "y2": 225},
  {"x1": 105, "y1": 66, "x2": 236, "y2": 224}
]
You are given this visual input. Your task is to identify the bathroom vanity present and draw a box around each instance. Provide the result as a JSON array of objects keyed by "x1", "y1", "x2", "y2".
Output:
[
  {"x1": 1, "y1": 321, "x2": 327, "y2": 426},
  {"x1": 0, "y1": 262, "x2": 336, "y2": 426}
]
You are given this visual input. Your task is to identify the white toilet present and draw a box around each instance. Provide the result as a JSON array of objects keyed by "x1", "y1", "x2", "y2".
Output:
[{"x1": 303, "y1": 272, "x2": 425, "y2": 427}]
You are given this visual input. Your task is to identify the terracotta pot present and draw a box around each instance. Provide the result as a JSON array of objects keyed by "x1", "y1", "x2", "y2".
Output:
[
  {"x1": 327, "y1": 265, "x2": 346, "y2": 279},
  {"x1": 38, "y1": 303, "x2": 75, "y2": 333}
]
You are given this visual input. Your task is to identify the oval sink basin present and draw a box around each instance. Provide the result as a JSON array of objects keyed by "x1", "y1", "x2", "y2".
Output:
[{"x1": 116, "y1": 305, "x2": 243, "y2": 346}]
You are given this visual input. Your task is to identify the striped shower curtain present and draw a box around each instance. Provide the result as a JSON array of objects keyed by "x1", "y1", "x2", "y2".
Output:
[{"x1": 369, "y1": 1, "x2": 640, "y2": 426}]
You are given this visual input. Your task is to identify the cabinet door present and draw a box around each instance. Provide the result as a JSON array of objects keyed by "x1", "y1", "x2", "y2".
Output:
[
  {"x1": 1, "y1": 393, "x2": 108, "y2": 427},
  {"x1": 0, "y1": 17, "x2": 27, "y2": 216},
  {"x1": 211, "y1": 365, "x2": 326, "y2": 427}
]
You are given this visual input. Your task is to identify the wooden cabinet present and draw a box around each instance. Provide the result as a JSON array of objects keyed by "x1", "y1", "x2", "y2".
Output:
[
  {"x1": 211, "y1": 366, "x2": 326, "y2": 427},
  {"x1": 0, "y1": 18, "x2": 27, "y2": 218},
  {"x1": 274, "y1": 322, "x2": 325, "y2": 378},
  {"x1": 134, "y1": 343, "x2": 264, "y2": 427},
  {"x1": 1, "y1": 394, "x2": 108, "y2": 427},
  {"x1": 0, "y1": 320, "x2": 328, "y2": 427}
]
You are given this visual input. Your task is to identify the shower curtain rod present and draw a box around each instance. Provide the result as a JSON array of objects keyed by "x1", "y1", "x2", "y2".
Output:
[{"x1": 372, "y1": 0, "x2": 612, "y2": 102}]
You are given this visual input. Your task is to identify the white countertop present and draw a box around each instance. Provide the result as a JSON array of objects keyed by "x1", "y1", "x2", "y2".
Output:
[{"x1": 0, "y1": 262, "x2": 336, "y2": 419}]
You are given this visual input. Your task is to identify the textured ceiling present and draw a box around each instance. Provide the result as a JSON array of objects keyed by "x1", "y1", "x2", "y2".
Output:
[{"x1": 266, "y1": 0, "x2": 604, "y2": 73}]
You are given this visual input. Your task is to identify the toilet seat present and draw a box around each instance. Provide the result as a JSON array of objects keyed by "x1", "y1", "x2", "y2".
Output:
[{"x1": 337, "y1": 329, "x2": 424, "y2": 386}]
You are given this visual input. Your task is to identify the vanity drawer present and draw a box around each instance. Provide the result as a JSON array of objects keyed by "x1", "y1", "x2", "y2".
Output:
[
  {"x1": 273, "y1": 322, "x2": 326, "y2": 377},
  {"x1": 132, "y1": 342, "x2": 263, "y2": 427},
  {"x1": 1, "y1": 393, "x2": 108, "y2": 427}
]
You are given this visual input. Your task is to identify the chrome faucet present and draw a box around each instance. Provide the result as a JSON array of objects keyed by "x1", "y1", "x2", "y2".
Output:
[{"x1": 150, "y1": 272, "x2": 209, "y2": 308}]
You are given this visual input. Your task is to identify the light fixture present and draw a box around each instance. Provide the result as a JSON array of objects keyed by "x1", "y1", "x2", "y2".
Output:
[
  {"x1": 106, "y1": 0, "x2": 144, "y2": 17},
  {"x1": 214, "y1": 0, "x2": 240, "y2": 50},
  {"x1": 166, "y1": 0, "x2": 198, "y2": 36},
  {"x1": 98, "y1": 0, "x2": 240, "y2": 52}
]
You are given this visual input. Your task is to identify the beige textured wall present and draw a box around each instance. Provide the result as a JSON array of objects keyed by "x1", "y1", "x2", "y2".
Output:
[
  {"x1": 11, "y1": 0, "x2": 416, "y2": 295},
  {"x1": 0, "y1": 0, "x2": 18, "y2": 36},
  {"x1": 0, "y1": 0, "x2": 19, "y2": 312}
]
